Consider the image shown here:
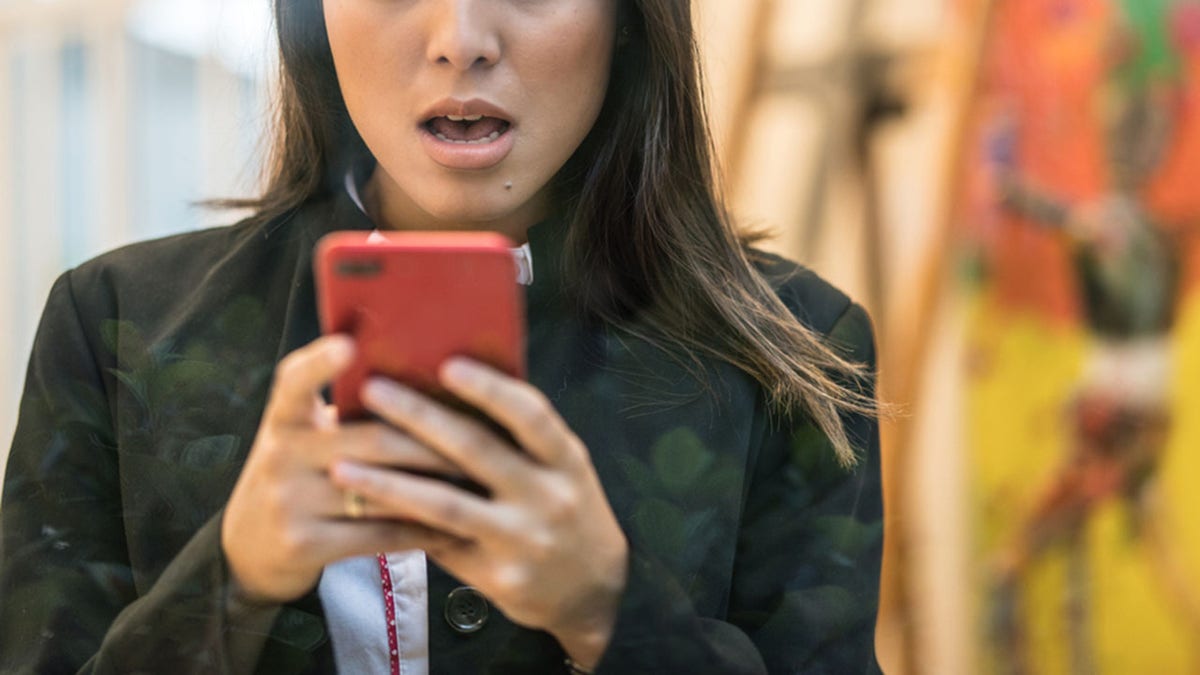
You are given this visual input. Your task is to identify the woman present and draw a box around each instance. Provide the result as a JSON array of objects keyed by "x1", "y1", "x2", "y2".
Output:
[{"x1": 0, "y1": 0, "x2": 884, "y2": 673}]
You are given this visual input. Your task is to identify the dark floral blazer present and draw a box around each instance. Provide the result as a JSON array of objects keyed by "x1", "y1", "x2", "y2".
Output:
[{"x1": 0, "y1": 191, "x2": 883, "y2": 674}]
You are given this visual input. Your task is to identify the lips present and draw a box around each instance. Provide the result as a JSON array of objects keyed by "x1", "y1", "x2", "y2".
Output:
[{"x1": 418, "y1": 98, "x2": 516, "y2": 170}]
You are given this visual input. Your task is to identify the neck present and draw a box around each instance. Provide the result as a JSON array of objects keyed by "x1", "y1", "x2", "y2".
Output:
[{"x1": 363, "y1": 169, "x2": 549, "y2": 245}]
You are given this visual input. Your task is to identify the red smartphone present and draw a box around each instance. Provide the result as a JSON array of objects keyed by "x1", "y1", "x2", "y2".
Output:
[{"x1": 314, "y1": 230, "x2": 526, "y2": 421}]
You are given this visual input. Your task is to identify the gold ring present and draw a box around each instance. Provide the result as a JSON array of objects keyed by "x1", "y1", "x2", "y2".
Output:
[{"x1": 344, "y1": 490, "x2": 367, "y2": 519}]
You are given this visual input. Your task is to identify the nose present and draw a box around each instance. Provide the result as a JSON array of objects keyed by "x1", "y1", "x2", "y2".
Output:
[{"x1": 425, "y1": 0, "x2": 502, "y2": 71}]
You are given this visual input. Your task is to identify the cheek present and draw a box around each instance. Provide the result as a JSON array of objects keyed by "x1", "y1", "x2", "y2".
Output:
[
  {"x1": 525, "y1": 17, "x2": 611, "y2": 77},
  {"x1": 325, "y1": 10, "x2": 376, "y2": 115},
  {"x1": 324, "y1": 6, "x2": 421, "y2": 130},
  {"x1": 517, "y1": 18, "x2": 615, "y2": 145},
  {"x1": 324, "y1": 1, "x2": 370, "y2": 73}
]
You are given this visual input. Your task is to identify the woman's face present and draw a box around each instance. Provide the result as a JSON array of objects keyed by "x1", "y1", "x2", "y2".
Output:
[{"x1": 324, "y1": 0, "x2": 619, "y2": 239}]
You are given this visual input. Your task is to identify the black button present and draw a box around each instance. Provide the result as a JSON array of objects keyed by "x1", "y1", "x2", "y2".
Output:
[{"x1": 444, "y1": 586, "x2": 489, "y2": 633}]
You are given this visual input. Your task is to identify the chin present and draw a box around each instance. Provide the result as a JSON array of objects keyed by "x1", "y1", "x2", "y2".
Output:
[{"x1": 417, "y1": 190, "x2": 536, "y2": 229}]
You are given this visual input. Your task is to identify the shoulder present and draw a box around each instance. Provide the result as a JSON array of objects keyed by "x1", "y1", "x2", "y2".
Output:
[
  {"x1": 69, "y1": 218, "x2": 275, "y2": 292},
  {"x1": 748, "y1": 249, "x2": 851, "y2": 331},
  {"x1": 57, "y1": 207, "x2": 314, "y2": 321},
  {"x1": 748, "y1": 248, "x2": 875, "y2": 364}
]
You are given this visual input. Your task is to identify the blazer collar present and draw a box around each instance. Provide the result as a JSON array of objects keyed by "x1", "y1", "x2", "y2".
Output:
[{"x1": 274, "y1": 187, "x2": 571, "y2": 364}]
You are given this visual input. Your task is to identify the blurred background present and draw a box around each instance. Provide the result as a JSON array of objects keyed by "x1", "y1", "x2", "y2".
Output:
[{"x1": 4, "y1": 0, "x2": 1200, "y2": 673}]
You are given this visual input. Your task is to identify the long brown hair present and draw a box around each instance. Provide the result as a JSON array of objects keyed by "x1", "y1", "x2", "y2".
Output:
[{"x1": 229, "y1": 0, "x2": 877, "y2": 466}]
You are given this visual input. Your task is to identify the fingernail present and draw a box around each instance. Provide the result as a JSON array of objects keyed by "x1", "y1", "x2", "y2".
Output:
[
  {"x1": 362, "y1": 378, "x2": 387, "y2": 402},
  {"x1": 441, "y1": 358, "x2": 473, "y2": 384},
  {"x1": 328, "y1": 335, "x2": 355, "y2": 360},
  {"x1": 363, "y1": 378, "x2": 411, "y2": 405}
]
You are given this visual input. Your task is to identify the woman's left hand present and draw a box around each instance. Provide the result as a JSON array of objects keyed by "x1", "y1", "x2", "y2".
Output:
[{"x1": 328, "y1": 358, "x2": 628, "y2": 669}]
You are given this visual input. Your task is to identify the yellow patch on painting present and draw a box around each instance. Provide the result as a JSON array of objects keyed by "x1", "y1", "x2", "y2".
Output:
[
  {"x1": 1159, "y1": 292, "x2": 1200, "y2": 613},
  {"x1": 1020, "y1": 548, "x2": 1072, "y2": 675},
  {"x1": 968, "y1": 291, "x2": 1200, "y2": 673},
  {"x1": 1088, "y1": 501, "x2": 1191, "y2": 674},
  {"x1": 966, "y1": 294, "x2": 1084, "y2": 553},
  {"x1": 967, "y1": 294, "x2": 1084, "y2": 674}
]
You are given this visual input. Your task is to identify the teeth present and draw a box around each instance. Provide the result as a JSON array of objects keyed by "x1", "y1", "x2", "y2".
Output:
[
  {"x1": 445, "y1": 114, "x2": 485, "y2": 122},
  {"x1": 434, "y1": 130, "x2": 503, "y2": 145}
]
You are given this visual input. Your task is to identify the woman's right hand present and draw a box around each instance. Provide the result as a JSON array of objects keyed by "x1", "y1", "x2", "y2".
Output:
[{"x1": 220, "y1": 335, "x2": 465, "y2": 604}]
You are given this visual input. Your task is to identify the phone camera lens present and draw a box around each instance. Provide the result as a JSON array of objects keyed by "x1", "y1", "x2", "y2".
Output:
[{"x1": 336, "y1": 259, "x2": 383, "y2": 277}]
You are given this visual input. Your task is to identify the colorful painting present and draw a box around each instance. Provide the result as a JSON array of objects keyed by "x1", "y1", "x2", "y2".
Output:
[{"x1": 960, "y1": 0, "x2": 1200, "y2": 672}]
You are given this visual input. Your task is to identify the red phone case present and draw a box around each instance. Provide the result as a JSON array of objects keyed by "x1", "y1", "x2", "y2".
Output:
[{"x1": 314, "y1": 231, "x2": 526, "y2": 420}]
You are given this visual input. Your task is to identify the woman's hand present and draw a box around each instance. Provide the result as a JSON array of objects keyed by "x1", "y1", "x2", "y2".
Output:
[
  {"x1": 220, "y1": 335, "x2": 468, "y2": 604},
  {"x1": 328, "y1": 358, "x2": 629, "y2": 669}
]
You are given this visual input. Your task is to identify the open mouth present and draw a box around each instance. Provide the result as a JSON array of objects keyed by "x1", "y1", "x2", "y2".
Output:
[{"x1": 422, "y1": 115, "x2": 512, "y2": 145}]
